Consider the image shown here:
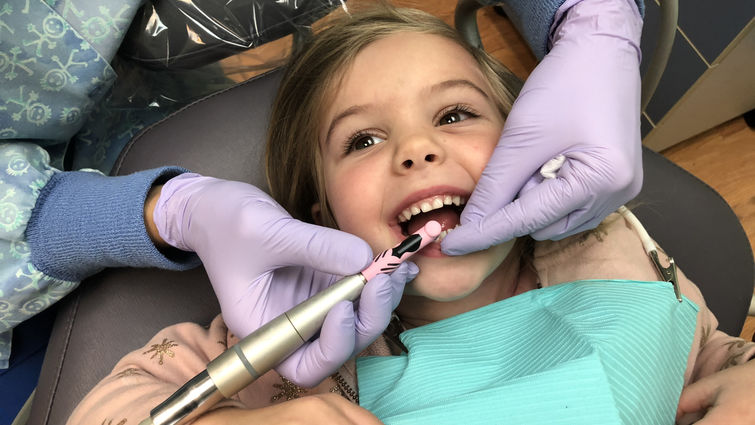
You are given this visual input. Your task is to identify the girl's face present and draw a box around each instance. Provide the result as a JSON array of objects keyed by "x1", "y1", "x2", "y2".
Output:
[{"x1": 318, "y1": 32, "x2": 514, "y2": 303}]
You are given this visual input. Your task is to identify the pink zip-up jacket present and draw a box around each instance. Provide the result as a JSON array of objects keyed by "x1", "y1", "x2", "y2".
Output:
[{"x1": 67, "y1": 213, "x2": 755, "y2": 424}]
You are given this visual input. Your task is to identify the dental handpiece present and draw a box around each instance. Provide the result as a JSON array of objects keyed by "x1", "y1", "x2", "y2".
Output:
[{"x1": 139, "y1": 221, "x2": 442, "y2": 425}]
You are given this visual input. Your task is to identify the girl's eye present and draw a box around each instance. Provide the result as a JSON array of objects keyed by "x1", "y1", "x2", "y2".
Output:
[
  {"x1": 345, "y1": 132, "x2": 385, "y2": 154},
  {"x1": 438, "y1": 106, "x2": 479, "y2": 126}
]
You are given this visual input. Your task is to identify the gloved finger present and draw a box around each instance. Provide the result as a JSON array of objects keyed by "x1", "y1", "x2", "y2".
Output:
[
  {"x1": 442, "y1": 174, "x2": 587, "y2": 255},
  {"x1": 271, "y1": 220, "x2": 374, "y2": 276},
  {"x1": 353, "y1": 274, "x2": 396, "y2": 352},
  {"x1": 519, "y1": 172, "x2": 544, "y2": 195},
  {"x1": 459, "y1": 125, "x2": 561, "y2": 226},
  {"x1": 353, "y1": 262, "x2": 417, "y2": 352},
  {"x1": 523, "y1": 154, "x2": 635, "y2": 240},
  {"x1": 370, "y1": 262, "x2": 420, "y2": 311},
  {"x1": 279, "y1": 301, "x2": 356, "y2": 388},
  {"x1": 510, "y1": 160, "x2": 588, "y2": 240},
  {"x1": 390, "y1": 262, "x2": 419, "y2": 309},
  {"x1": 499, "y1": 161, "x2": 575, "y2": 241}
]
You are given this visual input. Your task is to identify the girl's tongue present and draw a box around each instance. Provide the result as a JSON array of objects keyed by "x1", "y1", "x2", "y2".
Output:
[{"x1": 406, "y1": 207, "x2": 460, "y2": 235}]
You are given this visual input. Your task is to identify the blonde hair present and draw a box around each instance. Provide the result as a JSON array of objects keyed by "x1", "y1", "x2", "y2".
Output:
[{"x1": 266, "y1": 4, "x2": 522, "y2": 227}]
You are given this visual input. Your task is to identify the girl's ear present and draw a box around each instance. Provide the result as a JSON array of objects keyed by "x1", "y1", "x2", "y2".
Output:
[{"x1": 311, "y1": 203, "x2": 323, "y2": 225}]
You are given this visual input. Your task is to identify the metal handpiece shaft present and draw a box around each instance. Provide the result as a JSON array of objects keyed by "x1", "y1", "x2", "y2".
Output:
[{"x1": 207, "y1": 273, "x2": 367, "y2": 396}]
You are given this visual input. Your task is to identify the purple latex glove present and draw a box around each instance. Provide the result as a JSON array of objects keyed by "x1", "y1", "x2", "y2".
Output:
[
  {"x1": 154, "y1": 173, "x2": 417, "y2": 387},
  {"x1": 443, "y1": 0, "x2": 643, "y2": 254}
]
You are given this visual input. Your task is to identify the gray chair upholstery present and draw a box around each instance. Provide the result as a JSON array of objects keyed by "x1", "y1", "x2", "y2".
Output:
[{"x1": 28, "y1": 66, "x2": 754, "y2": 425}]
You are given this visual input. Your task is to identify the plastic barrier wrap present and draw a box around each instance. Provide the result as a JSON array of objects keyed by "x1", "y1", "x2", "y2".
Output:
[
  {"x1": 108, "y1": 0, "x2": 346, "y2": 115},
  {"x1": 70, "y1": 0, "x2": 346, "y2": 173},
  {"x1": 120, "y1": 0, "x2": 346, "y2": 70}
]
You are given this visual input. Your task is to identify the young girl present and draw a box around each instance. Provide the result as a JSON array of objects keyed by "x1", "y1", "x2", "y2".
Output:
[{"x1": 68, "y1": 5, "x2": 755, "y2": 425}]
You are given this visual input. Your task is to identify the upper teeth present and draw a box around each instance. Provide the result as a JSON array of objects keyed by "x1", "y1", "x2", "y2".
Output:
[{"x1": 397, "y1": 194, "x2": 466, "y2": 223}]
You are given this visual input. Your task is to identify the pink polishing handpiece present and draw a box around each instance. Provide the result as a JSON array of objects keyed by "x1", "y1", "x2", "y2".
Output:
[{"x1": 361, "y1": 220, "x2": 442, "y2": 281}]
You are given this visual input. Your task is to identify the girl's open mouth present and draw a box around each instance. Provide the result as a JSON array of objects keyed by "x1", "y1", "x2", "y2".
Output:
[{"x1": 397, "y1": 194, "x2": 466, "y2": 243}]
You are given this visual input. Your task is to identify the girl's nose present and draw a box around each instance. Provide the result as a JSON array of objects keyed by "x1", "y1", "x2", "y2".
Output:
[{"x1": 393, "y1": 134, "x2": 445, "y2": 173}]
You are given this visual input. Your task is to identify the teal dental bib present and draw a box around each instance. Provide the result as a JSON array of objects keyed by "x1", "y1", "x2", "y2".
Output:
[{"x1": 357, "y1": 280, "x2": 698, "y2": 425}]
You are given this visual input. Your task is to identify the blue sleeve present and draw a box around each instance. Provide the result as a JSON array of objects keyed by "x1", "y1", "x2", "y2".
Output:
[
  {"x1": 0, "y1": 143, "x2": 200, "y2": 369},
  {"x1": 492, "y1": 0, "x2": 645, "y2": 60},
  {"x1": 26, "y1": 168, "x2": 201, "y2": 282}
]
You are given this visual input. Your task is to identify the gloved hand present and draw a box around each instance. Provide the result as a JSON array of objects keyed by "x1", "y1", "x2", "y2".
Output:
[
  {"x1": 443, "y1": 0, "x2": 643, "y2": 254},
  {"x1": 153, "y1": 173, "x2": 417, "y2": 387}
]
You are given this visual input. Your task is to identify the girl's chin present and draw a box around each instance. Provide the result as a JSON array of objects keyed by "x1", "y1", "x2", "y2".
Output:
[
  {"x1": 403, "y1": 279, "x2": 481, "y2": 302},
  {"x1": 406, "y1": 254, "x2": 493, "y2": 301}
]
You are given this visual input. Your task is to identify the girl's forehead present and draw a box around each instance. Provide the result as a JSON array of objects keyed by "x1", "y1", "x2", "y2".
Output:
[
  {"x1": 354, "y1": 32, "x2": 470, "y2": 65},
  {"x1": 338, "y1": 33, "x2": 486, "y2": 95}
]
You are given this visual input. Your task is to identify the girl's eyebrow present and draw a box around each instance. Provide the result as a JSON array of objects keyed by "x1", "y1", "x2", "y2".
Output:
[
  {"x1": 429, "y1": 79, "x2": 490, "y2": 100},
  {"x1": 326, "y1": 104, "x2": 370, "y2": 145}
]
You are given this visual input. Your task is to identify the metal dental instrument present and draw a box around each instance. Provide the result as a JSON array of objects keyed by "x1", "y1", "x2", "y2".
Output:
[
  {"x1": 618, "y1": 206, "x2": 682, "y2": 302},
  {"x1": 139, "y1": 220, "x2": 442, "y2": 425}
]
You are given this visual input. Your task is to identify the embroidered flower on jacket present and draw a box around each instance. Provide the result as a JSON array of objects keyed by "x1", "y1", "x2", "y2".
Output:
[
  {"x1": 143, "y1": 338, "x2": 178, "y2": 365},
  {"x1": 271, "y1": 377, "x2": 308, "y2": 402}
]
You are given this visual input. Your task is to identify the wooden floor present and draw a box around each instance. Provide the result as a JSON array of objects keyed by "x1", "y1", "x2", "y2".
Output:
[
  {"x1": 664, "y1": 117, "x2": 755, "y2": 341},
  {"x1": 223, "y1": 0, "x2": 755, "y2": 339}
]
